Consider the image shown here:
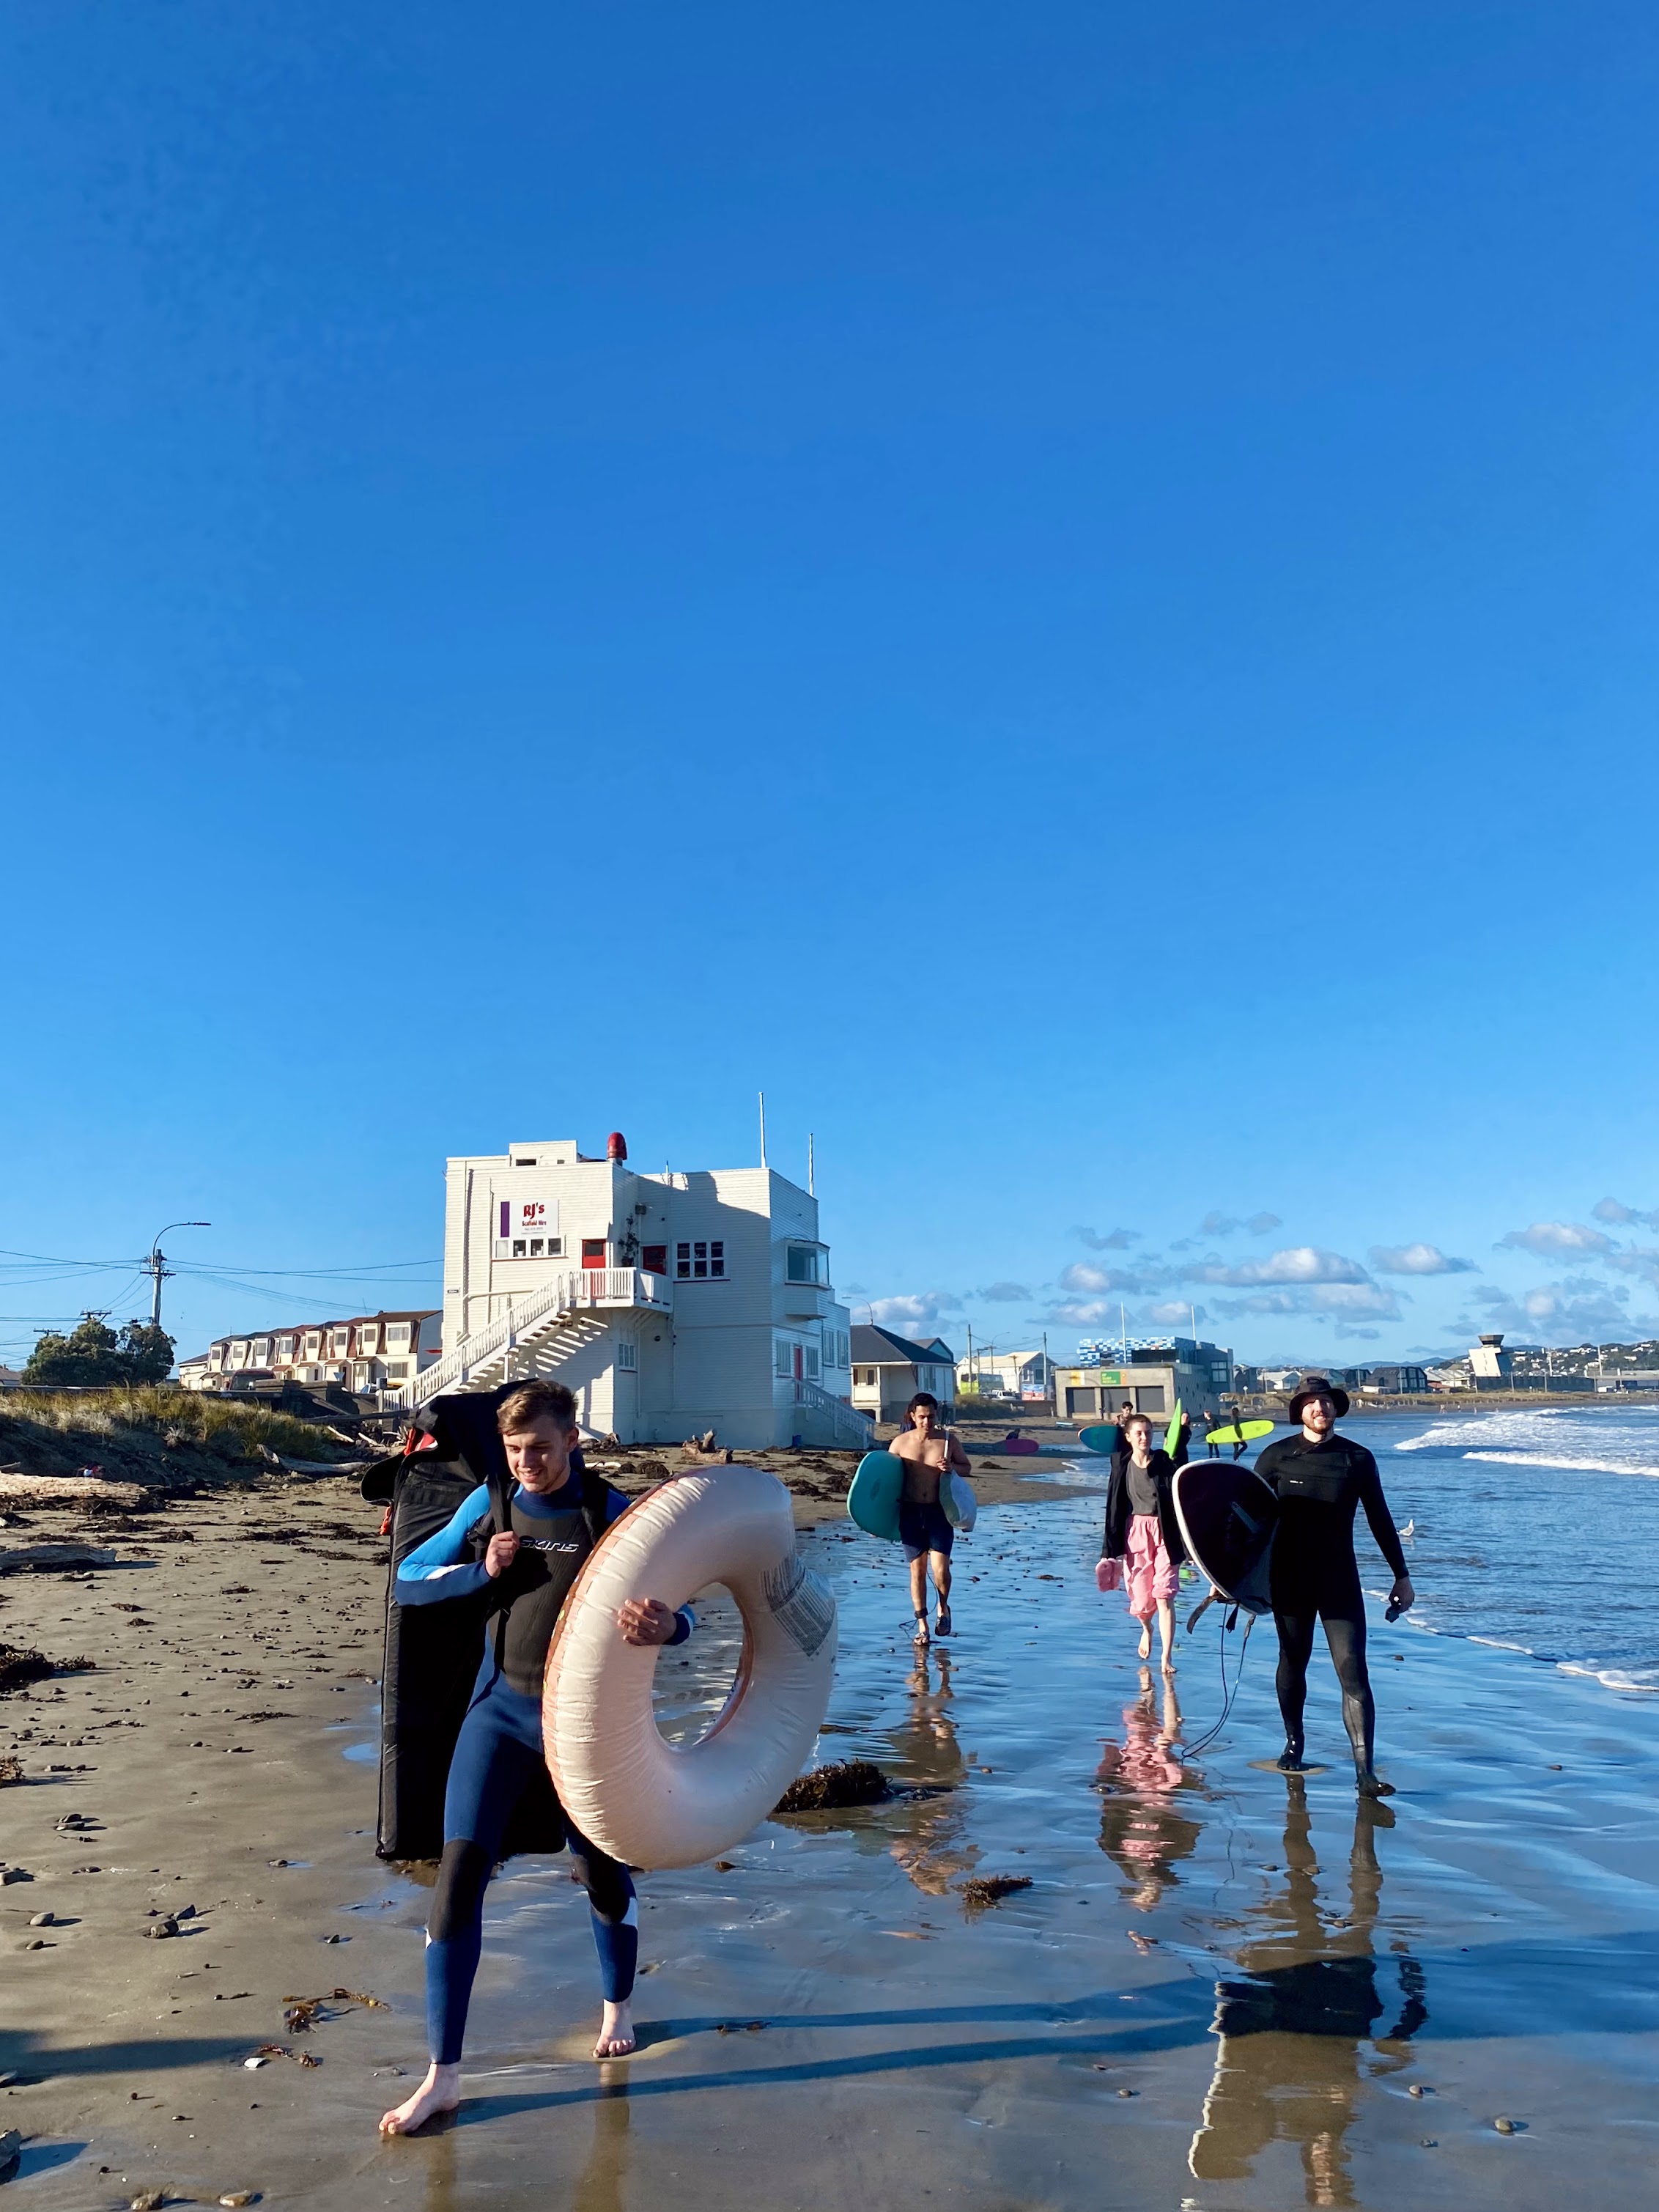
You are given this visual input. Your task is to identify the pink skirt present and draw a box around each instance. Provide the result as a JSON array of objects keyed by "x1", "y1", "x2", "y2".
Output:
[{"x1": 1125, "y1": 1512, "x2": 1178, "y2": 1620}]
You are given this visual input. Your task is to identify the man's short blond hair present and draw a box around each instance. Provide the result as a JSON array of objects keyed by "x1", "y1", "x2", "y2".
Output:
[{"x1": 497, "y1": 1380, "x2": 578, "y2": 1434}]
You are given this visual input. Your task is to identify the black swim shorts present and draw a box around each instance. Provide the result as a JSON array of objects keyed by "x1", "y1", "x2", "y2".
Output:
[{"x1": 898, "y1": 1500, "x2": 954, "y2": 1560}]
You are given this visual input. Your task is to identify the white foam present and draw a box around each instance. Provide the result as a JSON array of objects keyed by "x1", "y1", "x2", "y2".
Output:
[
  {"x1": 1555, "y1": 1661, "x2": 1659, "y2": 1695},
  {"x1": 1464, "y1": 1450, "x2": 1659, "y2": 1478}
]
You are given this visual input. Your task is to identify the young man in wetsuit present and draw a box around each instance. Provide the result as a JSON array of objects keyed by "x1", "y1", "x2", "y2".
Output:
[
  {"x1": 890, "y1": 1391, "x2": 972, "y2": 1645},
  {"x1": 379, "y1": 1380, "x2": 692, "y2": 2137},
  {"x1": 1253, "y1": 1379, "x2": 1414, "y2": 1799}
]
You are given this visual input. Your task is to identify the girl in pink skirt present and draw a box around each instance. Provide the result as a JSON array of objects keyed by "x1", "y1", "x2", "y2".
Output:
[{"x1": 1098, "y1": 1412, "x2": 1191, "y2": 1670}]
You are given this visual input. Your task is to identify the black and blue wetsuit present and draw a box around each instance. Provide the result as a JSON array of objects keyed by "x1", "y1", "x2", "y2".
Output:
[{"x1": 396, "y1": 1474, "x2": 693, "y2": 2064}]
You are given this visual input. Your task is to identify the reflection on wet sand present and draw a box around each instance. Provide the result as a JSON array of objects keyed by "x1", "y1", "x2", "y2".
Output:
[
  {"x1": 415, "y1": 2075, "x2": 632, "y2": 2212},
  {"x1": 1095, "y1": 1667, "x2": 1204, "y2": 1909},
  {"x1": 1189, "y1": 1780, "x2": 1428, "y2": 2208},
  {"x1": 884, "y1": 1650, "x2": 980, "y2": 1896}
]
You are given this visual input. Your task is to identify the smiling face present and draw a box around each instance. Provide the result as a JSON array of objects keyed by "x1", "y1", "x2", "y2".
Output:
[
  {"x1": 1299, "y1": 1393, "x2": 1336, "y2": 1438},
  {"x1": 502, "y1": 1415, "x2": 580, "y2": 1493},
  {"x1": 1125, "y1": 1415, "x2": 1153, "y2": 1462}
]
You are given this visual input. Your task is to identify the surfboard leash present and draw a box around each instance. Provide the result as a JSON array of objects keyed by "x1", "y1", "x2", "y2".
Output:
[{"x1": 1181, "y1": 1607, "x2": 1255, "y2": 1758}]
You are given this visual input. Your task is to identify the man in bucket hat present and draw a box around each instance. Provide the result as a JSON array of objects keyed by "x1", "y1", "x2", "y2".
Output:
[{"x1": 1253, "y1": 1378, "x2": 1414, "y2": 1796}]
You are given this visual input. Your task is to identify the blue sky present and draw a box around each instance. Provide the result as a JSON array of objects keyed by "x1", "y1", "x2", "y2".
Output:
[{"x1": 3, "y1": 2, "x2": 1657, "y2": 1370}]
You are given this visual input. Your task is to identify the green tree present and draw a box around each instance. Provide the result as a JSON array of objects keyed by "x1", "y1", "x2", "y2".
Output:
[{"x1": 23, "y1": 1316, "x2": 175, "y2": 1387}]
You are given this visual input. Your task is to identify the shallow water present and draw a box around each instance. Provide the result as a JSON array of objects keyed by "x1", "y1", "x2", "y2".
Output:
[{"x1": 397, "y1": 1489, "x2": 1659, "y2": 2212}]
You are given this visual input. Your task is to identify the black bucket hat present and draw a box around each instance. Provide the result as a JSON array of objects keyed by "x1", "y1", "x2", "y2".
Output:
[{"x1": 1287, "y1": 1376, "x2": 1350, "y2": 1422}]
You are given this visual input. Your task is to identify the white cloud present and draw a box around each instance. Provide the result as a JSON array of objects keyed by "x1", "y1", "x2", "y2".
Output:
[
  {"x1": 1465, "y1": 1278, "x2": 1655, "y2": 1341},
  {"x1": 1073, "y1": 1225, "x2": 1138, "y2": 1250},
  {"x1": 1048, "y1": 1299, "x2": 1119, "y2": 1327},
  {"x1": 976, "y1": 1280, "x2": 1031, "y2": 1302},
  {"x1": 864, "y1": 1291, "x2": 961, "y2": 1338},
  {"x1": 1145, "y1": 1299, "x2": 1205, "y2": 1327},
  {"x1": 1369, "y1": 1242, "x2": 1477, "y2": 1276},
  {"x1": 1197, "y1": 1209, "x2": 1282, "y2": 1237},
  {"x1": 1057, "y1": 1261, "x2": 1165, "y2": 1297},
  {"x1": 1497, "y1": 1222, "x2": 1614, "y2": 1256},
  {"x1": 1594, "y1": 1197, "x2": 1659, "y2": 1229},
  {"x1": 1187, "y1": 1246, "x2": 1370, "y2": 1288},
  {"x1": 1211, "y1": 1281, "x2": 1403, "y2": 1329},
  {"x1": 1605, "y1": 1247, "x2": 1659, "y2": 1289}
]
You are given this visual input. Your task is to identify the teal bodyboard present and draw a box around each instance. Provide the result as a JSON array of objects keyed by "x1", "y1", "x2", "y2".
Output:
[
  {"x1": 1078, "y1": 1424, "x2": 1120, "y2": 1455},
  {"x1": 848, "y1": 1450, "x2": 905, "y2": 1541}
]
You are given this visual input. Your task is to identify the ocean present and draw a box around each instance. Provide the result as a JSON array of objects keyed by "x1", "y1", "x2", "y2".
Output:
[{"x1": 1369, "y1": 1404, "x2": 1659, "y2": 1695}]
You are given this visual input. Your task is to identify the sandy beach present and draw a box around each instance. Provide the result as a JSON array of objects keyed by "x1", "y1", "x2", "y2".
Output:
[{"x1": 4, "y1": 1452, "x2": 1658, "y2": 2210}]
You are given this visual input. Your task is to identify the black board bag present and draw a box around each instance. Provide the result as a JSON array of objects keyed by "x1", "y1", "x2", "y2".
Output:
[{"x1": 363, "y1": 1385, "x2": 610, "y2": 1862}]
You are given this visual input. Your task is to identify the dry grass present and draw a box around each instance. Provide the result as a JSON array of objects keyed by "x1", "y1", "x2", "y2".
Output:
[{"x1": 2, "y1": 1385, "x2": 346, "y2": 1463}]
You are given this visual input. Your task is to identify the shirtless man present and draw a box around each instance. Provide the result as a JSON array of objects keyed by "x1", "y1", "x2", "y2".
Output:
[{"x1": 890, "y1": 1391, "x2": 972, "y2": 1644}]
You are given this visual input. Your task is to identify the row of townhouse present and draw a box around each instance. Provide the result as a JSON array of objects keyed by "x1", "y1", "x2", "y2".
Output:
[{"x1": 177, "y1": 1310, "x2": 442, "y2": 1398}]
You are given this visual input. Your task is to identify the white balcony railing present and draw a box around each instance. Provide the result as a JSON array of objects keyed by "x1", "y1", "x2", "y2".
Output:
[{"x1": 396, "y1": 1267, "x2": 673, "y2": 1409}]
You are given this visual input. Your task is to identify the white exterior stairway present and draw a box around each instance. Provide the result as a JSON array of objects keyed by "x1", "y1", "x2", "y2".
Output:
[
  {"x1": 396, "y1": 1267, "x2": 670, "y2": 1412},
  {"x1": 793, "y1": 1376, "x2": 876, "y2": 1450}
]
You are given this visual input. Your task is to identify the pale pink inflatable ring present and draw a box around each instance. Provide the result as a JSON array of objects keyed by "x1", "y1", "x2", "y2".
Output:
[{"x1": 543, "y1": 1466, "x2": 838, "y2": 1870}]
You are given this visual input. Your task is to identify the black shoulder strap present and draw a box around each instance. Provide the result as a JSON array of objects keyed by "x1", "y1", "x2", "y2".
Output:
[{"x1": 573, "y1": 1449, "x2": 612, "y2": 1547}]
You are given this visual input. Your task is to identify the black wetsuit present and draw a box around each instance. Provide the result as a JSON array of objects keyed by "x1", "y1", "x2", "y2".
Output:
[{"x1": 1253, "y1": 1431, "x2": 1407, "y2": 1774}]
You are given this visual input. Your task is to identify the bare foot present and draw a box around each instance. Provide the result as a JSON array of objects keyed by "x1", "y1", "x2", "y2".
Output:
[
  {"x1": 594, "y1": 1999, "x2": 635, "y2": 2058},
  {"x1": 380, "y1": 2060, "x2": 460, "y2": 2136},
  {"x1": 913, "y1": 1613, "x2": 931, "y2": 1647},
  {"x1": 1160, "y1": 1656, "x2": 1176, "y2": 1674},
  {"x1": 1137, "y1": 1626, "x2": 1151, "y2": 1661}
]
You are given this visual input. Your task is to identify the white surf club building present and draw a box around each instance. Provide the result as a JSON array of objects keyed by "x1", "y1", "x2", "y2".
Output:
[{"x1": 398, "y1": 1132, "x2": 868, "y2": 1452}]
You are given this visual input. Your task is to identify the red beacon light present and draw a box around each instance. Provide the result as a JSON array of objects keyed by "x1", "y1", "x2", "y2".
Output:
[{"x1": 607, "y1": 1131, "x2": 628, "y2": 1162}]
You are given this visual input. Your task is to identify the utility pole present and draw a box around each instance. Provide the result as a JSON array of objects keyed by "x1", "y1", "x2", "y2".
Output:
[
  {"x1": 758, "y1": 1092, "x2": 767, "y2": 1170},
  {"x1": 808, "y1": 1132, "x2": 815, "y2": 1196},
  {"x1": 145, "y1": 1222, "x2": 210, "y2": 1330}
]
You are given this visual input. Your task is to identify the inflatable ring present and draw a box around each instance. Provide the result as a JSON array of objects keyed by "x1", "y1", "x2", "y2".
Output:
[{"x1": 542, "y1": 1466, "x2": 838, "y2": 1870}]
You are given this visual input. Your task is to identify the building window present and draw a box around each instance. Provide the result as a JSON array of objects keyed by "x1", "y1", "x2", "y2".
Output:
[
  {"x1": 676, "y1": 1241, "x2": 725, "y2": 1280},
  {"x1": 386, "y1": 1362, "x2": 409, "y2": 1379},
  {"x1": 786, "y1": 1245, "x2": 826, "y2": 1285},
  {"x1": 386, "y1": 1324, "x2": 411, "y2": 1349},
  {"x1": 582, "y1": 1239, "x2": 607, "y2": 1270},
  {"x1": 276, "y1": 1335, "x2": 296, "y2": 1363},
  {"x1": 330, "y1": 1328, "x2": 351, "y2": 1357},
  {"x1": 642, "y1": 1245, "x2": 667, "y2": 1275},
  {"x1": 775, "y1": 1338, "x2": 794, "y2": 1378},
  {"x1": 616, "y1": 1341, "x2": 638, "y2": 1372},
  {"x1": 805, "y1": 1345, "x2": 820, "y2": 1380}
]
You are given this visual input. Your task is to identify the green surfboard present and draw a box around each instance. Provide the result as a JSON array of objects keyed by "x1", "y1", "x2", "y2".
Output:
[
  {"x1": 1164, "y1": 1398, "x2": 1184, "y2": 1457},
  {"x1": 1205, "y1": 1419, "x2": 1275, "y2": 1448},
  {"x1": 847, "y1": 1450, "x2": 905, "y2": 1541}
]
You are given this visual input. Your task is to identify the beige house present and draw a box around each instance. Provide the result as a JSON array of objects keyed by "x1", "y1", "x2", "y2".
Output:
[
  {"x1": 850, "y1": 1326, "x2": 958, "y2": 1424},
  {"x1": 177, "y1": 1310, "x2": 442, "y2": 1399}
]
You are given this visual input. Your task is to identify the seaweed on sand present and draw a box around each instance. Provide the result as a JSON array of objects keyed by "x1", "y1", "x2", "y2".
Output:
[
  {"x1": 959, "y1": 1874, "x2": 1033, "y2": 1910},
  {"x1": 773, "y1": 1759, "x2": 891, "y2": 1813}
]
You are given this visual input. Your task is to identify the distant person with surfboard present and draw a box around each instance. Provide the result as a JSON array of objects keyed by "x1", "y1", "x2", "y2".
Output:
[
  {"x1": 891, "y1": 1392, "x2": 972, "y2": 1645},
  {"x1": 1254, "y1": 1379, "x2": 1414, "y2": 1798},
  {"x1": 1099, "y1": 1410, "x2": 1192, "y2": 1670}
]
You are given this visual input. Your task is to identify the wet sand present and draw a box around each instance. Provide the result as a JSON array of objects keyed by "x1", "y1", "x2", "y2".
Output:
[{"x1": 4, "y1": 1470, "x2": 1658, "y2": 2209}]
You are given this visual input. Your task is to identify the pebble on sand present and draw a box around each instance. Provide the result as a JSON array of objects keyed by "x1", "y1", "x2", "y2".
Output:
[
  {"x1": 1493, "y1": 2116, "x2": 1519, "y2": 2134},
  {"x1": 219, "y1": 2195, "x2": 259, "y2": 2208},
  {"x1": 28, "y1": 1911, "x2": 54, "y2": 1928}
]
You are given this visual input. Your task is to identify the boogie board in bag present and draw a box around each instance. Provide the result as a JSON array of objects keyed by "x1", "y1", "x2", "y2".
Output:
[{"x1": 368, "y1": 1384, "x2": 605, "y2": 1861}]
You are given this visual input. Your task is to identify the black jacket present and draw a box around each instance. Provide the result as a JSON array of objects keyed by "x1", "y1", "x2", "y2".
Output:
[{"x1": 1101, "y1": 1435, "x2": 1190, "y2": 1566}]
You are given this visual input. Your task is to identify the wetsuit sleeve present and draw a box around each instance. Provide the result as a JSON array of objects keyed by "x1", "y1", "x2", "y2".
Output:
[
  {"x1": 393, "y1": 1483, "x2": 494, "y2": 1605},
  {"x1": 605, "y1": 1484, "x2": 695, "y2": 1644},
  {"x1": 1170, "y1": 1429, "x2": 1190, "y2": 1472},
  {"x1": 1355, "y1": 1449, "x2": 1408, "y2": 1579}
]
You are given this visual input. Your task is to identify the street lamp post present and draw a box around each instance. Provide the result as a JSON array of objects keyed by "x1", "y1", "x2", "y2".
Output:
[{"x1": 146, "y1": 1222, "x2": 211, "y2": 1330}]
